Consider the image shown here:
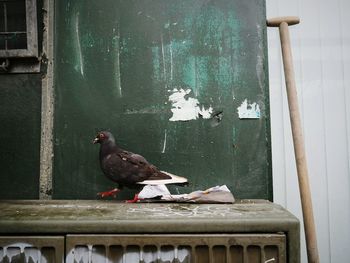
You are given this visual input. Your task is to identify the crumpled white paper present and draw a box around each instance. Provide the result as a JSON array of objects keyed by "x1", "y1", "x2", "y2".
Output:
[
  {"x1": 138, "y1": 185, "x2": 235, "y2": 203},
  {"x1": 138, "y1": 184, "x2": 171, "y2": 199}
]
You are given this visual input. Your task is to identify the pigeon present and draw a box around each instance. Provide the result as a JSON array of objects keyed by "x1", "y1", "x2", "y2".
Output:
[{"x1": 93, "y1": 131, "x2": 188, "y2": 202}]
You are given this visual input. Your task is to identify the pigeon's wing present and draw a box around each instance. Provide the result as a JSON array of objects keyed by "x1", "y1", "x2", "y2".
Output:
[
  {"x1": 100, "y1": 151, "x2": 148, "y2": 185},
  {"x1": 117, "y1": 151, "x2": 188, "y2": 186},
  {"x1": 118, "y1": 151, "x2": 171, "y2": 178},
  {"x1": 118, "y1": 151, "x2": 167, "y2": 175},
  {"x1": 118, "y1": 151, "x2": 150, "y2": 166},
  {"x1": 100, "y1": 152, "x2": 125, "y2": 178}
]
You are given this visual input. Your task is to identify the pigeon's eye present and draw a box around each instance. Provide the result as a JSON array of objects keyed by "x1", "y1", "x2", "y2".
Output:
[{"x1": 99, "y1": 133, "x2": 105, "y2": 139}]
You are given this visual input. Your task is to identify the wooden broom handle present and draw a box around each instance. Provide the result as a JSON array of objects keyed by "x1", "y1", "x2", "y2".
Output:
[{"x1": 267, "y1": 17, "x2": 319, "y2": 263}]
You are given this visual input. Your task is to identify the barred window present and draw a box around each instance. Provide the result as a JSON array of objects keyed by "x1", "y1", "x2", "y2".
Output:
[{"x1": 0, "y1": 0, "x2": 38, "y2": 58}]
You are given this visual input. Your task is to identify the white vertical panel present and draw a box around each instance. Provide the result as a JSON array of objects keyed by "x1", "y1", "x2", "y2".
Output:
[
  {"x1": 319, "y1": 0, "x2": 350, "y2": 261},
  {"x1": 267, "y1": 0, "x2": 287, "y2": 207},
  {"x1": 339, "y1": 0, "x2": 350, "y2": 180},
  {"x1": 339, "y1": 1, "x2": 350, "y2": 205},
  {"x1": 267, "y1": 0, "x2": 350, "y2": 262},
  {"x1": 297, "y1": 0, "x2": 331, "y2": 261}
]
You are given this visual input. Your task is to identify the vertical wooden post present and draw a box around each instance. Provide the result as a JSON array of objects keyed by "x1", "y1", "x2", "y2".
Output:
[{"x1": 40, "y1": 0, "x2": 55, "y2": 199}]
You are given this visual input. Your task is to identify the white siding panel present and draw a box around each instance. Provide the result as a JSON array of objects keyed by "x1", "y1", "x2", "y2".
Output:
[
  {"x1": 319, "y1": 0, "x2": 350, "y2": 261},
  {"x1": 267, "y1": 0, "x2": 350, "y2": 262},
  {"x1": 298, "y1": 0, "x2": 331, "y2": 262},
  {"x1": 266, "y1": 2, "x2": 287, "y2": 206},
  {"x1": 339, "y1": 0, "x2": 350, "y2": 189}
]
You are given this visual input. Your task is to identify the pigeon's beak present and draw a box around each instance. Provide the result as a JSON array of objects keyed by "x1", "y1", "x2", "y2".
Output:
[{"x1": 93, "y1": 137, "x2": 99, "y2": 144}]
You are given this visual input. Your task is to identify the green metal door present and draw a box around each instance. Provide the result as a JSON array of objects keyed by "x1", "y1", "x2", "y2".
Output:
[{"x1": 53, "y1": 0, "x2": 272, "y2": 200}]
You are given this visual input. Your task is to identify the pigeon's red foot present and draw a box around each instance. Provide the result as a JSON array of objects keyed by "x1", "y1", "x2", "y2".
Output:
[
  {"x1": 97, "y1": 188, "x2": 120, "y2": 198},
  {"x1": 125, "y1": 194, "x2": 141, "y2": 203}
]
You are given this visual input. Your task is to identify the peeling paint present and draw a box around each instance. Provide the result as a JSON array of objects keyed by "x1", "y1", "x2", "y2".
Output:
[
  {"x1": 0, "y1": 243, "x2": 49, "y2": 263},
  {"x1": 237, "y1": 99, "x2": 261, "y2": 119},
  {"x1": 160, "y1": 33, "x2": 167, "y2": 84},
  {"x1": 169, "y1": 41, "x2": 174, "y2": 81},
  {"x1": 210, "y1": 110, "x2": 224, "y2": 127},
  {"x1": 66, "y1": 245, "x2": 191, "y2": 263},
  {"x1": 112, "y1": 27, "x2": 122, "y2": 97},
  {"x1": 256, "y1": 24, "x2": 264, "y2": 91},
  {"x1": 168, "y1": 88, "x2": 213, "y2": 121},
  {"x1": 74, "y1": 12, "x2": 84, "y2": 76},
  {"x1": 162, "y1": 129, "x2": 167, "y2": 153}
]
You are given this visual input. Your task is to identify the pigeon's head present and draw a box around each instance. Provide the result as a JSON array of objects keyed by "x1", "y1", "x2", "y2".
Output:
[{"x1": 93, "y1": 131, "x2": 115, "y2": 144}]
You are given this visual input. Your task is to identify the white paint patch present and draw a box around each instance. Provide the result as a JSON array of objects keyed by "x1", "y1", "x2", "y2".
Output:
[
  {"x1": 237, "y1": 99, "x2": 261, "y2": 119},
  {"x1": 168, "y1": 88, "x2": 213, "y2": 121}
]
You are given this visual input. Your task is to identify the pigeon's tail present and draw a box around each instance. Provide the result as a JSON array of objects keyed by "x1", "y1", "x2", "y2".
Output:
[{"x1": 136, "y1": 171, "x2": 188, "y2": 186}]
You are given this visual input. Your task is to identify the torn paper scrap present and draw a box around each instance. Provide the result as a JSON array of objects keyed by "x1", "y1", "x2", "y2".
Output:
[
  {"x1": 138, "y1": 185, "x2": 235, "y2": 203},
  {"x1": 168, "y1": 88, "x2": 213, "y2": 121},
  {"x1": 138, "y1": 184, "x2": 171, "y2": 199},
  {"x1": 237, "y1": 99, "x2": 261, "y2": 119}
]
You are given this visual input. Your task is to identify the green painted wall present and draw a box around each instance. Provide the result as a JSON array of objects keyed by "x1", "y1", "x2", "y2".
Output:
[{"x1": 53, "y1": 0, "x2": 272, "y2": 200}]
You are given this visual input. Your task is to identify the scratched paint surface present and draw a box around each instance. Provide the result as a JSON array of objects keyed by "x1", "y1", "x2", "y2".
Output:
[{"x1": 53, "y1": 0, "x2": 272, "y2": 200}]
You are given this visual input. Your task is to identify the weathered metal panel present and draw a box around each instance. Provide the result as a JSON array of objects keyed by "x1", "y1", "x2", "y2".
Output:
[
  {"x1": 0, "y1": 200, "x2": 300, "y2": 262},
  {"x1": 0, "y1": 74, "x2": 42, "y2": 199},
  {"x1": 66, "y1": 234, "x2": 286, "y2": 263},
  {"x1": 53, "y1": 0, "x2": 272, "y2": 200},
  {"x1": 0, "y1": 0, "x2": 43, "y2": 199}
]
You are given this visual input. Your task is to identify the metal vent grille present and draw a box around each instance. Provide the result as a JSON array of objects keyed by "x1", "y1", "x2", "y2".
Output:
[
  {"x1": 66, "y1": 234, "x2": 286, "y2": 263},
  {"x1": 0, "y1": 236, "x2": 64, "y2": 263}
]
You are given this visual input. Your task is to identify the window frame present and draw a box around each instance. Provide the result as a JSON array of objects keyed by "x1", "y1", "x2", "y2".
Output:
[{"x1": 0, "y1": 0, "x2": 38, "y2": 58}]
